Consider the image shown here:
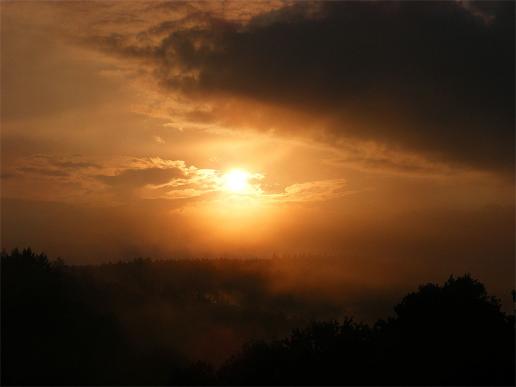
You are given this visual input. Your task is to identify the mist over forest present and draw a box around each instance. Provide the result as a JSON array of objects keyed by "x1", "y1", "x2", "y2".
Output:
[{"x1": 2, "y1": 248, "x2": 514, "y2": 385}]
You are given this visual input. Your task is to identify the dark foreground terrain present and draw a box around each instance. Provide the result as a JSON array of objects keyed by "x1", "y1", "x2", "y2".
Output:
[{"x1": 1, "y1": 248, "x2": 514, "y2": 385}]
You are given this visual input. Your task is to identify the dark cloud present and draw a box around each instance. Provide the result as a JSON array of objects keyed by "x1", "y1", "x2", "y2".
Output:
[{"x1": 95, "y1": 1, "x2": 514, "y2": 173}]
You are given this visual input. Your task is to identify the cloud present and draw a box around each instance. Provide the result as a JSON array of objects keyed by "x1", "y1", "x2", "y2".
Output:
[
  {"x1": 9, "y1": 155, "x2": 98, "y2": 179},
  {"x1": 326, "y1": 141, "x2": 462, "y2": 177},
  {"x1": 153, "y1": 135, "x2": 166, "y2": 144},
  {"x1": 137, "y1": 167, "x2": 222, "y2": 200},
  {"x1": 4, "y1": 152, "x2": 354, "y2": 206},
  {"x1": 1, "y1": 155, "x2": 189, "y2": 203},
  {"x1": 84, "y1": 1, "x2": 514, "y2": 174},
  {"x1": 269, "y1": 179, "x2": 350, "y2": 203},
  {"x1": 18, "y1": 166, "x2": 71, "y2": 177},
  {"x1": 52, "y1": 160, "x2": 100, "y2": 169},
  {"x1": 96, "y1": 167, "x2": 185, "y2": 188}
]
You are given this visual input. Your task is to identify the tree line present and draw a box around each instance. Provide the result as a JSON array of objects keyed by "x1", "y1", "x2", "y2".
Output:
[{"x1": 1, "y1": 248, "x2": 514, "y2": 385}]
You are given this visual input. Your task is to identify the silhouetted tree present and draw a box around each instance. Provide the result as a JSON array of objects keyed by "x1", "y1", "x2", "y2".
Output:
[
  {"x1": 2, "y1": 249, "x2": 514, "y2": 385},
  {"x1": 219, "y1": 275, "x2": 515, "y2": 385}
]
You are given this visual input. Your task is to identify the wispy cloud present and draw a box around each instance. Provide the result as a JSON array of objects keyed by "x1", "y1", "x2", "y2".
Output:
[
  {"x1": 266, "y1": 179, "x2": 350, "y2": 203},
  {"x1": 4, "y1": 153, "x2": 354, "y2": 206}
]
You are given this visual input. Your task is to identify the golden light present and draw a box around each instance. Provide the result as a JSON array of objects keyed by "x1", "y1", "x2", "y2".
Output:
[{"x1": 223, "y1": 169, "x2": 251, "y2": 193}]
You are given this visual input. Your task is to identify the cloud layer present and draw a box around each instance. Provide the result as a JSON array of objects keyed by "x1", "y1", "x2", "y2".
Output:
[{"x1": 85, "y1": 1, "x2": 514, "y2": 173}]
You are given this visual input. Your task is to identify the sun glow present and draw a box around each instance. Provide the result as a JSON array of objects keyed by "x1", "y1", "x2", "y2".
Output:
[{"x1": 223, "y1": 169, "x2": 251, "y2": 193}]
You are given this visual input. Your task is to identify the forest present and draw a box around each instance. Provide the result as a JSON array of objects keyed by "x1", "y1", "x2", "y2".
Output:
[{"x1": 1, "y1": 248, "x2": 514, "y2": 385}]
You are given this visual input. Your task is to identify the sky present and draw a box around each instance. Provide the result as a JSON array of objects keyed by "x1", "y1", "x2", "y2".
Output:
[{"x1": 0, "y1": 1, "x2": 514, "y2": 300}]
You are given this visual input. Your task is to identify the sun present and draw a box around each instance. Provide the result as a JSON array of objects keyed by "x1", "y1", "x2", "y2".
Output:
[{"x1": 223, "y1": 169, "x2": 251, "y2": 193}]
